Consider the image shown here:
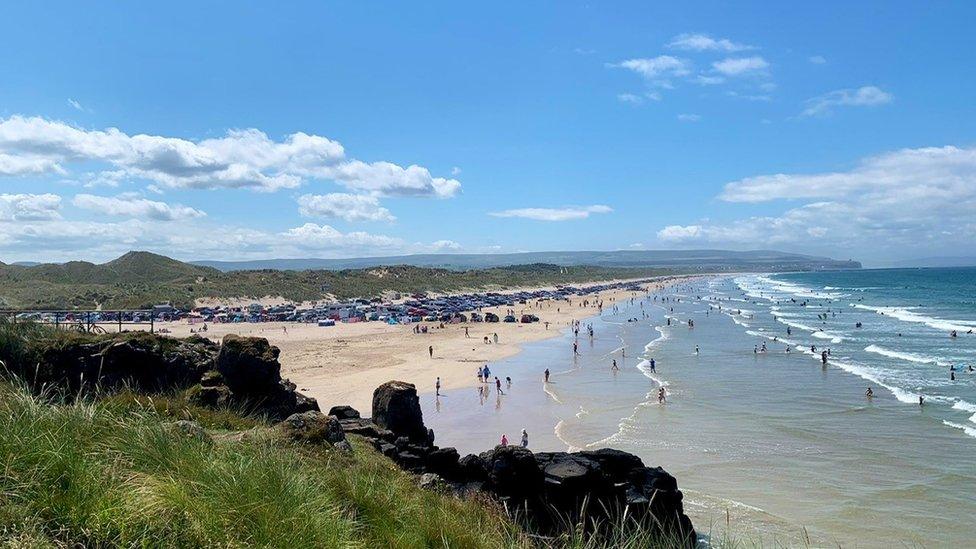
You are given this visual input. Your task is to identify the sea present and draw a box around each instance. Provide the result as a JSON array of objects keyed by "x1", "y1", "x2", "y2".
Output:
[{"x1": 423, "y1": 267, "x2": 976, "y2": 547}]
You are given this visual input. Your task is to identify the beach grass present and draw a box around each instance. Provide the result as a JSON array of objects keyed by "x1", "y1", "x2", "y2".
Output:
[{"x1": 0, "y1": 380, "x2": 530, "y2": 548}]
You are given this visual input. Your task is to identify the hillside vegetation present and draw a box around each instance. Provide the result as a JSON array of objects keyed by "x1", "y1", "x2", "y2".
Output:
[{"x1": 0, "y1": 251, "x2": 681, "y2": 310}]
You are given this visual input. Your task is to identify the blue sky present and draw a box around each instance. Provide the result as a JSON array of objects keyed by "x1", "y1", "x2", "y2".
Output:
[{"x1": 0, "y1": 1, "x2": 974, "y2": 266}]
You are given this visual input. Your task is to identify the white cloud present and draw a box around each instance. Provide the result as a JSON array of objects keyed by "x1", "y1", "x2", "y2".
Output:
[
  {"x1": 659, "y1": 145, "x2": 976, "y2": 258},
  {"x1": 712, "y1": 56, "x2": 769, "y2": 76},
  {"x1": 429, "y1": 239, "x2": 462, "y2": 251},
  {"x1": 801, "y1": 86, "x2": 893, "y2": 116},
  {"x1": 451, "y1": 166, "x2": 462, "y2": 176},
  {"x1": 677, "y1": 114, "x2": 702, "y2": 122},
  {"x1": 282, "y1": 223, "x2": 404, "y2": 250},
  {"x1": 667, "y1": 33, "x2": 755, "y2": 52},
  {"x1": 0, "y1": 116, "x2": 460, "y2": 198},
  {"x1": 617, "y1": 93, "x2": 644, "y2": 105},
  {"x1": 67, "y1": 98, "x2": 86, "y2": 112},
  {"x1": 0, "y1": 193, "x2": 62, "y2": 221},
  {"x1": 808, "y1": 55, "x2": 827, "y2": 64},
  {"x1": 490, "y1": 205, "x2": 613, "y2": 221},
  {"x1": 73, "y1": 193, "x2": 206, "y2": 221},
  {"x1": 611, "y1": 56, "x2": 690, "y2": 85},
  {"x1": 694, "y1": 75, "x2": 725, "y2": 86},
  {"x1": 297, "y1": 193, "x2": 395, "y2": 222}
]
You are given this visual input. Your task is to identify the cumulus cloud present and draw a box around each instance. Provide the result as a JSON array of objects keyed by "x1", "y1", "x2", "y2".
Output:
[
  {"x1": 72, "y1": 193, "x2": 206, "y2": 221},
  {"x1": 0, "y1": 193, "x2": 62, "y2": 221},
  {"x1": 712, "y1": 56, "x2": 769, "y2": 76},
  {"x1": 610, "y1": 56, "x2": 690, "y2": 85},
  {"x1": 0, "y1": 116, "x2": 461, "y2": 197},
  {"x1": 297, "y1": 193, "x2": 395, "y2": 222},
  {"x1": 801, "y1": 86, "x2": 893, "y2": 116},
  {"x1": 667, "y1": 33, "x2": 754, "y2": 52},
  {"x1": 809, "y1": 55, "x2": 827, "y2": 64},
  {"x1": 490, "y1": 205, "x2": 613, "y2": 221},
  {"x1": 658, "y1": 145, "x2": 976, "y2": 258}
]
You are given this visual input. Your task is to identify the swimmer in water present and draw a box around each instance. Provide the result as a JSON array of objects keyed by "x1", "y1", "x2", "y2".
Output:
[{"x1": 865, "y1": 387, "x2": 874, "y2": 398}]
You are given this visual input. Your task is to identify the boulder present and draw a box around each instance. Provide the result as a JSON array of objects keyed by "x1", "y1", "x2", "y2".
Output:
[
  {"x1": 279, "y1": 411, "x2": 345, "y2": 445},
  {"x1": 187, "y1": 384, "x2": 233, "y2": 408},
  {"x1": 426, "y1": 447, "x2": 461, "y2": 478},
  {"x1": 419, "y1": 472, "x2": 447, "y2": 490},
  {"x1": 216, "y1": 334, "x2": 282, "y2": 394},
  {"x1": 479, "y1": 445, "x2": 544, "y2": 501},
  {"x1": 458, "y1": 454, "x2": 489, "y2": 481},
  {"x1": 328, "y1": 405, "x2": 360, "y2": 419},
  {"x1": 199, "y1": 370, "x2": 224, "y2": 387},
  {"x1": 371, "y1": 381, "x2": 429, "y2": 443},
  {"x1": 334, "y1": 440, "x2": 354, "y2": 453}
]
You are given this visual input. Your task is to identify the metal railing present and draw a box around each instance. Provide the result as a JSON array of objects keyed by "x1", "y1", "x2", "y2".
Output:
[{"x1": 0, "y1": 309, "x2": 164, "y2": 334}]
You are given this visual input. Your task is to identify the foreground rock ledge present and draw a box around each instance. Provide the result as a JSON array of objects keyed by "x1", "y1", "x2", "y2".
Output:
[{"x1": 338, "y1": 380, "x2": 696, "y2": 545}]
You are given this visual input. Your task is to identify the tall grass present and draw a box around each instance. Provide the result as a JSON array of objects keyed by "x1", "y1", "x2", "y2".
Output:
[{"x1": 0, "y1": 381, "x2": 522, "y2": 547}]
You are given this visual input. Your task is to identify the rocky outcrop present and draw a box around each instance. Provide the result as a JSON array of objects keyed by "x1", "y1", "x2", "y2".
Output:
[
  {"x1": 187, "y1": 334, "x2": 319, "y2": 421},
  {"x1": 279, "y1": 411, "x2": 346, "y2": 445},
  {"x1": 332, "y1": 382, "x2": 697, "y2": 546},
  {"x1": 7, "y1": 330, "x2": 317, "y2": 422},
  {"x1": 371, "y1": 381, "x2": 429, "y2": 443},
  {"x1": 24, "y1": 332, "x2": 216, "y2": 394}
]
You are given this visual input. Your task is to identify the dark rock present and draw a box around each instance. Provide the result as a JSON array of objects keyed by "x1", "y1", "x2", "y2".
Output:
[
  {"x1": 419, "y1": 472, "x2": 446, "y2": 490},
  {"x1": 426, "y1": 447, "x2": 461, "y2": 478},
  {"x1": 187, "y1": 384, "x2": 232, "y2": 408},
  {"x1": 378, "y1": 442, "x2": 398, "y2": 458},
  {"x1": 458, "y1": 453, "x2": 489, "y2": 481},
  {"x1": 216, "y1": 334, "x2": 282, "y2": 394},
  {"x1": 334, "y1": 440, "x2": 353, "y2": 453},
  {"x1": 479, "y1": 445, "x2": 544, "y2": 501},
  {"x1": 339, "y1": 418, "x2": 395, "y2": 441},
  {"x1": 394, "y1": 451, "x2": 425, "y2": 471},
  {"x1": 279, "y1": 411, "x2": 345, "y2": 445},
  {"x1": 199, "y1": 370, "x2": 224, "y2": 387},
  {"x1": 372, "y1": 380, "x2": 428, "y2": 443},
  {"x1": 294, "y1": 392, "x2": 320, "y2": 414},
  {"x1": 328, "y1": 405, "x2": 360, "y2": 419}
]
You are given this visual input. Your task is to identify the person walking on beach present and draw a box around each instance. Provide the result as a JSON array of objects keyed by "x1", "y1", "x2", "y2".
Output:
[
  {"x1": 544, "y1": 368, "x2": 550, "y2": 382},
  {"x1": 465, "y1": 326, "x2": 469, "y2": 338},
  {"x1": 650, "y1": 358, "x2": 656, "y2": 372},
  {"x1": 500, "y1": 434, "x2": 508, "y2": 446},
  {"x1": 428, "y1": 345, "x2": 433, "y2": 358},
  {"x1": 484, "y1": 365, "x2": 491, "y2": 379},
  {"x1": 658, "y1": 387, "x2": 666, "y2": 404},
  {"x1": 435, "y1": 377, "x2": 441, "y2": 396},
  {"x1": 611, "y1": 359, "x2": 619, "y2": 372},
  {"x1": 493, "y1": 333, "x2": 499, "y2": 344},
  {"x1": 695, "y1": 345, "x2": 699, "y2": 355},
  {"x1": 495, "y1": 376, "x2": 504, "y2": 394},
  {"x1": 520, "y1": 429, "x2": 529, "y2": 448}
]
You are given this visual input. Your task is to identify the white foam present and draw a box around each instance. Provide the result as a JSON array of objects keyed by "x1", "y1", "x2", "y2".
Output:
[
  {"x1": 942, "y1": 420, "x2": 976, "y2": 439},
  {"x1": 852, "y1": 303, "x2": 976, "y2": 333},
  {"x1": 864, "y1": 344, "x2": 950, "y2": 367},
  {"x1": 952, "y1": 400, "x2": 976, "y2": 424}
]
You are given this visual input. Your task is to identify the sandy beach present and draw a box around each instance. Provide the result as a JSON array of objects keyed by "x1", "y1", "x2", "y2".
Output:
[{"x1": 152, "y1": 277, "x2": 693, "y2": 412}]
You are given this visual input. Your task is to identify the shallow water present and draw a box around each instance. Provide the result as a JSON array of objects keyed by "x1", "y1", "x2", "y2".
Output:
[{"x1": 423, "y1": 270, "x2": 976, "y2": 547}]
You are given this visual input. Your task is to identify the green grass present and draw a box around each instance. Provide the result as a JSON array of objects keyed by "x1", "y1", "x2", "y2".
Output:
[{"x1": 0, "y1": 381, "x2": 529, "y2": 548}]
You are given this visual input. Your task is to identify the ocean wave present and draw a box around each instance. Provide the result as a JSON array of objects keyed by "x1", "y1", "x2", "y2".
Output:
[
  {"x1": 643, "y1": 326, "x2": 669, "y2": 352},
  {"x1": 852, "y1": 303, "x2": 976, "y2": 333},
  {"x1": 773, "y1": 317, "x2": 844, "y2": 343},
  {"x1": 952, "y1": 400, "x2": 976, "y2": 424},
  {"x1": 823, "y1": 357, "x2": 921, "y2": 404},
  {"x1": 864, "y1": 344, "x2": 950, "y2": 367},
  {"x1": 942, "y1": 420, "x2": 976, "y2": 439}
]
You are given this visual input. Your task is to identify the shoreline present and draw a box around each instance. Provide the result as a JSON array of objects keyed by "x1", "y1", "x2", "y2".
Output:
[{"x1": 152, "y1": 274, "x2": 705, "y2": 412}]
